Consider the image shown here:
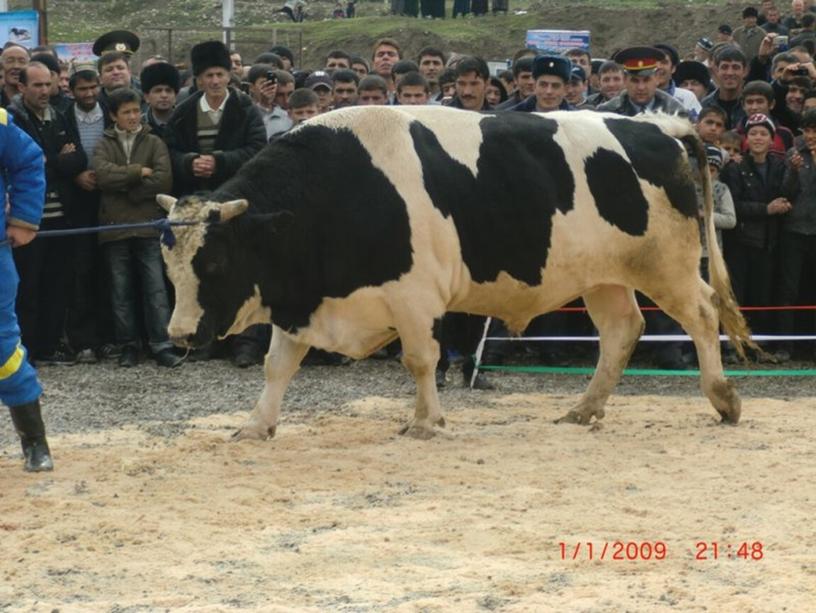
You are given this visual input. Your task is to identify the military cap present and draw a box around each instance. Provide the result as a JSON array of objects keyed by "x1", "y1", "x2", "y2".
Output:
[
  {"x1": 93, "y1": 30, "x2": 140, "y2": 57},
  {"x1": 674, "y1": 60, "x2": 711, "y2": 89},
  {"x1": 612, "y1": 46, "x2": 663, "y2": 76},
  {"x1": 532, "y1": 55, "x2": 571, "y2": 83}
]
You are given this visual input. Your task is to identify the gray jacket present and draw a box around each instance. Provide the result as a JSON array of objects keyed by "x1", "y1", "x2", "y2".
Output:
[
  {"x1": 782, "y1": 146, "x2": 816, "y2": 235},
  {"x1": 596, "y1": 89, "x2": 687, "y2": 117}
]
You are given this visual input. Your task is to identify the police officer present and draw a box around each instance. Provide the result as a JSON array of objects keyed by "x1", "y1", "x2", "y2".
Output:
[
  {"x1": 597, "y1": 46, "x2": 687, "y2": 117},
  {"x1": 0, "y1": 107, "x2": 53, "y2": 472},
  {"x1": 511, "y1": 55, "x2": 573, "y2": 112}
]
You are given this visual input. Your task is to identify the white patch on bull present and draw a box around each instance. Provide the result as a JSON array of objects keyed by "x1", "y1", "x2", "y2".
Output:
[
  {"x1": 221, "y1": 285, "x2": 271, "y2": 339},
  {"x1": 161, "y1": 198, "x2": 216, "y2": 341},
  {"x1": 311, "y1": 105, "x2": 486, "y2": 176}
]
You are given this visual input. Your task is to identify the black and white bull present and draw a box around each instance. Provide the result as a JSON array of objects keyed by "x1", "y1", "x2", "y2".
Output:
[{"x1": 157, "y1": 106, "x2": 752, "y2": 440}]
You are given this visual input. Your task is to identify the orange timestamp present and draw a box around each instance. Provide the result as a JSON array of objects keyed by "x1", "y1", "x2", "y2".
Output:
[{"x1": 694, "y1": 541, "x2": 764, "y2": 560}]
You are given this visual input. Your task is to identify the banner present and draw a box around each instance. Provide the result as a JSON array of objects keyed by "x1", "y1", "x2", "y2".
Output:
[
  {"x1": 0, "y1": 11, "x2": 39, "y2": 49},
  {"x1": 526, "y1": 30, "x2": 590, "y2": 54},
  {"x1": 53, "y1": 42, "x2": 95, "y2": 63}
]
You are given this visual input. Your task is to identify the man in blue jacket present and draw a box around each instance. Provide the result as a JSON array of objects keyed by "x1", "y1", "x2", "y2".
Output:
[{"x1": 0, "y1": 106, "x2": 52, "y2": 471}]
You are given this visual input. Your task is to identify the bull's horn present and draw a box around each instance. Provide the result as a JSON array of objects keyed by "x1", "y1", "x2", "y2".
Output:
[
  {"x1": 156, "y1": 194, "x2": 177, "y2": 212},
  {"x1": 219, "y1": 199, "x2": 250, "y2": 222}
]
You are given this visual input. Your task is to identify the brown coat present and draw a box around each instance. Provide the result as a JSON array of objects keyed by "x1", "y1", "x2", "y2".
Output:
[{"x1": 93, "y1": 125, "x2": 173, "y2": 243}]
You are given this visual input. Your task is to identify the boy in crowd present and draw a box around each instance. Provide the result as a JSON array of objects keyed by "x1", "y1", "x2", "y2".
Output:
[
  {"x1": 287, "y1": 88, "x2": 320, "y2": 125},
  {"x1": 737, "y1": 80, "x2": 796, "y2": 156},
  {"x1": 721, "y1": 114, "x2": 791, "y2": 340},
  {"x1": 396, "y1": 71, "x2": 430, "y2": 105},
  {"x1": 92, "y1": 88, "x2": 180, "y2": 368},
  {"x1": 697, "y1": 106, "x2": 727, "y2": 145},
  {"x1": 357, "y1": 75, "x2": 389, "y2": 105}
]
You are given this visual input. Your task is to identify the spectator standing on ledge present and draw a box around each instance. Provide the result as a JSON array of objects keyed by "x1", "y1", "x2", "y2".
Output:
[{"x1": 0, "y1": 106, "x2": 54, "y2": 472}]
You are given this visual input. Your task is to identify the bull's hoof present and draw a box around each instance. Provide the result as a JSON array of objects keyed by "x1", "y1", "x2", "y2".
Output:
[
  {"x1": 717, "y1": 406, "x2": 741, "y2": 425},
  {"x1": 398, "y1": 416, "x2": 447, "y2": 439},
  {"x1": 231, "y1": 424, "x2": 276, "y2": 441},
  {"x1": 555, "y1": 407, "x2": 605, "y2": 425},
  {"x1": 711, "y1": 380, "x2": 741, "y2": 425}
]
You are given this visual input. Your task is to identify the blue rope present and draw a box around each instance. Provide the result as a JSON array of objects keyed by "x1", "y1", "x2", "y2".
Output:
[{"x1": 0, "y1": 218, "x2": 199, "y2": 249}]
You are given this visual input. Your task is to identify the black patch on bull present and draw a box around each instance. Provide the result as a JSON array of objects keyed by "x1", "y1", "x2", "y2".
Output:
[
  {"x1": 202, "y1": 126, "x2": 414, "y2": 335},
  {"x1": 584, "y1": 148, "x2": 649, "y2": 235},
  {"x1": 603, "y1": 117, "x2": 698, "y2": 219},
  {"x1": 409, "y1": 113, "x2": 575, "y2": 286}
]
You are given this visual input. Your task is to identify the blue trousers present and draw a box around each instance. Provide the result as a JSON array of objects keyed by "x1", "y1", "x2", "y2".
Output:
[
  {"x1": 104, "y1": 238, "x2": 173, "y2": 353},
  {"x1": 0, "y1": 246, "x2": 42, "y2": 407}
]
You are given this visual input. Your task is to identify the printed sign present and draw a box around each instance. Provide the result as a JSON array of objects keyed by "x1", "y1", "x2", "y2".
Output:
[
  {"x1": 53, "y1": 42, "x2": 95, "y2": 63},
  {"x1": 0, "y1": 11, "x2": 39, "y2": 49},
  {"x1": 526, "y1": 30, "x2": 590, "y2": 54}
]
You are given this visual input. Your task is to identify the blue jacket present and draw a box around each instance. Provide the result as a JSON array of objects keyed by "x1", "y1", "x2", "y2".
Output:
[{"x1": 0, "y1": 108, "x2": 46, "y2": 231}]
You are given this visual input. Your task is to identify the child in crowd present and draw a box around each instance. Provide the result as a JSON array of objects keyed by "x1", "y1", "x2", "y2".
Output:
[
  {"x1": 93, "y1": 88, "x2": 181, "y2": 369},
  {"x1": 699, "y1": 145, "x2": 737, "y2": 268},
  {"x1": 697, "y1": 106, "x2": 727, "y2": 145},
  {"x1": 720, "y1": 130, "x2": 743, "y2": 165},
  {"x1": 287, "y1": 88, "x2": 320, "y2": 125},
  {"x1": 721, "y1": 113, "x2": 790, "y2": 340}
]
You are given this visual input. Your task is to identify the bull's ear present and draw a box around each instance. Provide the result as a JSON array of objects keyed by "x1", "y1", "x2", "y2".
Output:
[
  {"x1": 156, "y1": 194, "x2": 177, "y2": 212},
  {"x1": 218, "y1": 199, "x2": 250, "y2": 222}
]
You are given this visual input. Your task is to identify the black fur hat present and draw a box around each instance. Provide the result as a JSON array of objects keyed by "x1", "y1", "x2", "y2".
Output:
[
  {"x1": 190, "y1": 41, "x2": 231, "y2": 76},
  {"x1": 140, "y1": 61, "x2": 181, "y2": 94}
]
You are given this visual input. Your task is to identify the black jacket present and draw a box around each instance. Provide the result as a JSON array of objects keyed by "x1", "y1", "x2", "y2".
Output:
[
  {"x1": 164, "y1": 87, "x2": 266, "y2": 195},
  {"x1": 8, "y1": 97, "x2": 87, "y2": 226},
  {"x1": 721, "y1": 154, "x2": 787, "y2": 250}
]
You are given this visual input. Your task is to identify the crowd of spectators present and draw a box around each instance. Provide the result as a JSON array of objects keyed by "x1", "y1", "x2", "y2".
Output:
[{"x1": 5, "y1": 0, "x2": 816, "y2": 381}]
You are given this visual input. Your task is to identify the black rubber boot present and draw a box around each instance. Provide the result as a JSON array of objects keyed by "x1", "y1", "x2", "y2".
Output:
[{"x1": 8, "y1": 400, "x2": 53, "y2": 472}]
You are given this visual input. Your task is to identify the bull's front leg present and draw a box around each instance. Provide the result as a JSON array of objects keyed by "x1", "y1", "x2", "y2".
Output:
[
  {"x1": 232, "y1": 325, "x2": 309, "y2": 441},
  {"x1": 395, "y1": 317, "x2": 447, "y2": 439}
]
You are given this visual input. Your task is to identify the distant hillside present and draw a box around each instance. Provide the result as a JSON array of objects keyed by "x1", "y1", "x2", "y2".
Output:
[{"x1": 18, "y1": 0, "x2": 737, "y2": 69}]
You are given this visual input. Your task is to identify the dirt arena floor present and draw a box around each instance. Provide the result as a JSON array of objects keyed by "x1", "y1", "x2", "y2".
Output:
[{"x1": 1, "y1": 359, "x2": 815, "y2": 611}]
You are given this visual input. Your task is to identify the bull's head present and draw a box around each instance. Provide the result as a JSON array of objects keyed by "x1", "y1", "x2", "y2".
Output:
[{"x1": 157, "y1": 193, "x2": 291, "y2": 348}]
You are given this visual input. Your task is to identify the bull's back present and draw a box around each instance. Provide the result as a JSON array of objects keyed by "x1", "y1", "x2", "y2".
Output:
[{"x1": 289, "y1": 107, "x2": 700, "y2": 313}]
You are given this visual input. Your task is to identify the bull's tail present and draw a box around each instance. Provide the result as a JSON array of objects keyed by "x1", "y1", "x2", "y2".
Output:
[{"x1": 680, "y1": 130, "x2": 756, "y2": 359}]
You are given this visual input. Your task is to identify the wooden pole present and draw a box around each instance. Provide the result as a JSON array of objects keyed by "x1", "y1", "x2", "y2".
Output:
[{"x1": 32, "y1": 0, "x2": 47, "y2": 45}]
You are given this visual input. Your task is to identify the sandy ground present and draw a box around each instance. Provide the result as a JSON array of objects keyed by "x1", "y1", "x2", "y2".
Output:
[{"x1": 1, "y1": 364, "x2": 815, "y2": 611}]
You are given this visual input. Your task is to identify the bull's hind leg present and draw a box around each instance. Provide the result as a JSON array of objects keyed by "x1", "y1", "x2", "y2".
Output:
[
  {"x1": 556, "y1": 285, "x2": 644, "y2": 425},
  {"x1": 232, "y1": 325, "x2": 310, "y2": 441},
  {"x1": 394, "y1": 316, "x2": 447, "y2": 439},
  {"x1": 645, "y1": 277, "x2": 741, "y2": 424}
]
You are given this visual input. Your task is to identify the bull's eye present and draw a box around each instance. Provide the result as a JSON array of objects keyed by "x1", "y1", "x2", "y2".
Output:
[{"x1": 205, "y1": 261, "x2": 221, "y2": 275}]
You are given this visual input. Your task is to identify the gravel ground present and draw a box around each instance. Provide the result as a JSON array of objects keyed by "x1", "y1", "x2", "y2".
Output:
[{"x1": 2, "y1": 350, "x2": 814, "y2": 448}]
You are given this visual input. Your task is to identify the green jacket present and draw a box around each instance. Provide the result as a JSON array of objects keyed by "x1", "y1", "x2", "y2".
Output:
[{"x1": 93, "y1": 124, "x2": 172, "y2": 243}]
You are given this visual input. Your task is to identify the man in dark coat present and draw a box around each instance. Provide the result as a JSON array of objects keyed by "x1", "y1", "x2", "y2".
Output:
[
  {"x1": 164, "y1": 41, "x2": 267, "y2": 366},
  {"x1": 165, "y1": 41, "x2": 266, "y2": 196},
  {"x1": 8, "y1": 62, "x2": 87, "y2": 365}
]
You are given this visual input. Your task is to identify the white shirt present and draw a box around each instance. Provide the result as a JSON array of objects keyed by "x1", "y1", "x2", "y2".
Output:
[
  {"x1": 199, "y1": 90, "x2": 230, "y2": 125},
  {"x1": 74, "y1": 103, "x2": 104, "y2": 124},
  {"x1": 671, "y1": 86, "x2": 702, "y2": 117}
]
